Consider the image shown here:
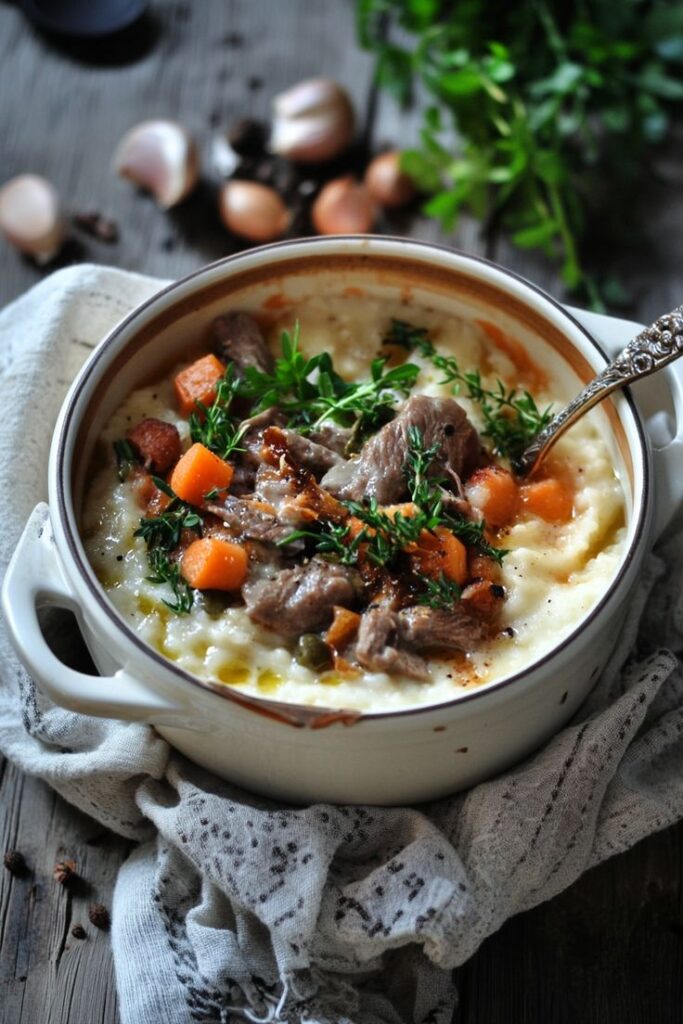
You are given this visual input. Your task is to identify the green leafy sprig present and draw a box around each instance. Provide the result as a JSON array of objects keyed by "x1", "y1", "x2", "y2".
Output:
[
  {"x1": 278, "y1": 521, "x2": 368, "y2": 566},
  {"x1": 384, "y1": 319, "x2": 553, "y2": 460},
  {"x1": 146, "y1": 547, "x2": 195, "y2": 614},
  {"x1": 238, "y1": 323, "x2": 420, "y2": 431},
  {"x1": 134, "y1": 477, "x2": 203, "y2": 552},
  {"x1": 416, "y1": 571, "x2": 462, "y2": 610},
  {"x1": 134, "y1": 478, "x2": 203, "y2": 614},
  {"x1": 357, "y1": 0, "x2": 683, "y2": 302},
  {"x1": 113, "y1": 439, "x2": 138, "y2": 482},
  {"x1": 189, "y1": 364, "x2": 247, "y2": 460}
]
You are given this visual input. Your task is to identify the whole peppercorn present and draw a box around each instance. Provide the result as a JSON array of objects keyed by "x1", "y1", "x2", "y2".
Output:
[
  {"x1": 227, "y1": 117, "x2": 266, "y2": 157},
  {"x1": 3, "y1": 849, "x2": 28, "y2": 877},
  {"x1": 53, "y1": 859, "x2": 77, "y2": 886},
  {"x1": 88, "y1": 902, "x2": 110, "y2": 931},
  {"x1": 71, "y1": 924, "x2": 87, "y2": 940}
]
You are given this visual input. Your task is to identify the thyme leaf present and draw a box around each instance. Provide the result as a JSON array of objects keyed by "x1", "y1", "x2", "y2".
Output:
[
  {"x1": 189, "y1": 364, "x2": 246, "y2": 460},
  {"x1": 146, "y1": 548, "x2": 194, "y2": 614},
  {"x1": 113, "y1": 439, "x2": 137, "y2": 482},
  {"x1": 384, "y1": 319, "x2": 553, "y2": 460},
  {"x1": 415, "y1": 572, "x2": 462, "y2": 610},
  {"x1": 238, "y1": 322, "x2": 420, "y2": 431}
]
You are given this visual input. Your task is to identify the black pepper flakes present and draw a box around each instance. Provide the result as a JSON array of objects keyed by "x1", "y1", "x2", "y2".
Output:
[
  {"x1": 88, "y1": 902, "x2": 110, "y2": 931},
  {"x1": 3, "y1": 849, "x2": 28, "y2": 876}
]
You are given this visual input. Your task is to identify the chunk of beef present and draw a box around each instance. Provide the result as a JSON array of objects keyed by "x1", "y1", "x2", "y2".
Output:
[
  {"x1": 206, "y1": 496, "x2": 294, "y2": 544},
  {"x1": 280, "y1": 429, "x2": 342, "y2": 476},
  {"x1": 355, "y1": 606, "x2": 429, "y2": 681},
  {"x1": 321, "y1": 395, "x2": 483, "y2": 503},
  {"x1": 309, "y1": 422, "x2": 353, "y2": 456},
  {"x1": 398, "y1": 605, "x2": 485, "y2": 652},
  {"x1": 126, "y1": 418, "x2": 181, "y2": 475},
  {"x1": 213, "y1": 312, "x2": 274, "y2": 375},
  {"x1": 243, "y1": 558, "x2": 361, "y2": 637}
]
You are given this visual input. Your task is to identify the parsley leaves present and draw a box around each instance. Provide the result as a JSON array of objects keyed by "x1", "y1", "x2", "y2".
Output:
[{"x1": 358, "y1": 1, "x2": 683, "y2": 301}]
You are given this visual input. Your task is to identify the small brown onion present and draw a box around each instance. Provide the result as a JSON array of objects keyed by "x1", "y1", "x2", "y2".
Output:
[
  {"x1": 311, "y1": 177, "x2": 376, "y2": 235},
  {"x1": 271, "y1": 78, "x2": 355, "y2": 163},
  {"x1": 219, "y1": 180, "x2": 290, "y2": 242},
  {"x1": 114, "y1": 120, "x2": 199, "y2": 208},
  {"x1": 365, "y1": 151, "x2": 417, "y2": 209},
  {"x1": 0, "y1": 174, "x2": 66, "y2": 263}
]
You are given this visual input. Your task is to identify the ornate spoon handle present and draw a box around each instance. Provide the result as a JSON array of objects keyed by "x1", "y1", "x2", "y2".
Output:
[{"x1": 513, "y1": 306, "x2": 683, "y2": 477}]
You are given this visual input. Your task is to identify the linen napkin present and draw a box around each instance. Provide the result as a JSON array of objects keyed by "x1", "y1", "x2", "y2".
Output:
[{"x1": 1, "y1": 265, "x2": 682, "y2": 1024}]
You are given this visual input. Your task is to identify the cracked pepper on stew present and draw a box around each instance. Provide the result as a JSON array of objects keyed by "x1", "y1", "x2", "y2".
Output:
[{"x1": 84, "y1": 301, "x2": 626, "y2": 705}]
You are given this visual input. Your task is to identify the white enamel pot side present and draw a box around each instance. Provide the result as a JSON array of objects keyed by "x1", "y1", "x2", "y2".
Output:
[{"x1": 3, "y1": 238, "x2": 681, "y2": 803}]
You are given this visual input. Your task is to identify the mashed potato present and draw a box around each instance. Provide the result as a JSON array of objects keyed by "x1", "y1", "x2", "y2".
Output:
[{"x1": 83, "y1": 295, "x2": 626, "y2": 711}]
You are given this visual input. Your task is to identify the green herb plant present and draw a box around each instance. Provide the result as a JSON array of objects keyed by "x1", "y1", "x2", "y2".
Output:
[
  {"x1": 357, "y1": 0, "x2": 683, "y2": 302},
  {"x1": 239, "y1": 323, "x2": 421, "y2": 431},
  {"x1": 134, "y1": 477, "x2": 202, "y2": 614},
  {"x1": 384, "y1": 319, "x2": 553, "y2": 460}
]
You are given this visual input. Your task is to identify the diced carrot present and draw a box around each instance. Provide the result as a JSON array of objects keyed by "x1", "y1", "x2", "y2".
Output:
[
  {"x1": 465, "y1": 465, "x2": 519, "y2": 528},
  {"x1": 520, "y1": 478, "x2": 574, "y2": 523},
  {"x1": 348, "y1": 516, "x2": 370, "y2": 539},
  {"x1": 469, "y1": 552, "x2": 502, "y2": 584},
  {"x1": 411, "y1": 526, "x2": 468, "y2": 585},
  {"x1": 173, "y1": 353, "x2": 225, "y2": 417},
  {"x1": 460, "y1": 579, "x2": 505, "y2": 621},
  {"x1": 380, "y1": 502, "x2": 418, "y2": 521},
  {"x1": 181, "y1": 537, "x2": 248, "y2": 591},
  {"x1": 169, "y1": 443, "x2": 233, "y2": 507},
  {"x1": 325, "y1": 606, "x2": 361, "y2": 651}
]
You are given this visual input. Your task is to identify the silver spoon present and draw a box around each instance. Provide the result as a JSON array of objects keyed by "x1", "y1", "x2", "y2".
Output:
[{"x1": 513, "y1": 306, "x2": 683, "y2": 477}]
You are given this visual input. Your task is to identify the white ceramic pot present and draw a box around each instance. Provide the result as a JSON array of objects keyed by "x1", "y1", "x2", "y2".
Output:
[{"x1": 3, "y1": 238, "x2": 683, "y2": 804}]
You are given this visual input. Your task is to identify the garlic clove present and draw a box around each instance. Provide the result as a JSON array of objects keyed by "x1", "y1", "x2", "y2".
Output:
[
  {"x1": 271, "y1": 78, "x2": 355, "y2": 163},
  {"x1": 219, "y1": 180, "x2": 291, "y2": 243},
  {"x1": 114, "y1": 120, "x2": 199, "y2": 208},
  {"x1": 311, "y1": 176, "x2": 376, "y2": 235},
  {"x1": 365, "y1": 150, "x2": 417, "y2": 209},
  {"x1": 0, "y1": 174, "x2": 66, "y2": 263}
]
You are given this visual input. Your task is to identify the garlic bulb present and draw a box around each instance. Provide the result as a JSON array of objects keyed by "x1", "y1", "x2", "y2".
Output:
[
  {"x1": 0, "y1": 174, "x2": 66, "y2": 263},
  {"x1": 365, "y1": 151, "x2": 416, "y2": 208},
  {"x1": 114, "y1": 120, "x2": 199, "y2": 208},
  {"x1": 219, "y1": 180, "x2": 290, "y2": 242},
  {"x1": 271, "y1": 78, "x2": 355, "y2": 163},
  {"x1": 311, "y1": 177, "x2": 376, "y2": 235}
]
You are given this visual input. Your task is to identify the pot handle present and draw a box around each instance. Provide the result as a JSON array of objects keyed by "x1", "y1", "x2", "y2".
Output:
[
  {"x1": 566, "y1": 306, "x2": 683, "y2": 538},
  {"x1": 2, "y1": 504, "x2": 184, "y2": 722}
]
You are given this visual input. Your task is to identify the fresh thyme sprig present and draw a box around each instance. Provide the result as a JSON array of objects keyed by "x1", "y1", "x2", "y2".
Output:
[
  {"x1": 277, "y1": 521, "x2": 368, "y2": 566},
  {"x1": 443, "y1": 514, "x2": 509, "y2": 565},
  {"x1": 134, "y1": 477, "x2": 203, "y2": 552},
  {"x1": 189, "y1": 364, "x2": 247, "y2": 460},
  {"x1": 238, "y1": 322, "x2": 420, "y2": 431},
  {"x1": 146, "y1": 547, "x2": 194, "y2": 614},
  {"x1": 134, "y1": 479, "x2": 202, "y2": 614},
  {"x1": 113, "y1": 439, "x2": 138, "y2": 482},
  {"x1": 384, "y1": 319, "x2": 553, "y2": 460},
  {"x1": 416, "y1": 572, "x2": 462, "y2": 610}
]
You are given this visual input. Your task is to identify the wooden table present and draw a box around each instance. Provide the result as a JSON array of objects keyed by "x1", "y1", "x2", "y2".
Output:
[{"x1": 1, "y1": 3, "x2": 681, "y2": 1021}]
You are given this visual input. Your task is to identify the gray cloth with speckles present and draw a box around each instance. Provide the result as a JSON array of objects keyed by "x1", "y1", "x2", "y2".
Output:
[{"x1": 1, "y1": 267, "x2": 682, "y2": 1024}]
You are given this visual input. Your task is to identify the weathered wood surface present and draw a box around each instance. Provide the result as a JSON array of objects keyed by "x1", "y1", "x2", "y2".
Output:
[{"x1": 0, "y1": 2, "x2": 681, "y2": 1022}]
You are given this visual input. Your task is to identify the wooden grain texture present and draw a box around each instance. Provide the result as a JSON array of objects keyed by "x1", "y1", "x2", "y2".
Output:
[{"x1": 0, "y1": 2, "x2": 681, "y2": 1023}]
